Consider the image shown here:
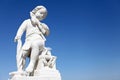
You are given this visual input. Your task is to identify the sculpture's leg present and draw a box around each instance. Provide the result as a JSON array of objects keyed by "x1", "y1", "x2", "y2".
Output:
[
  {"x1": 22, "y1": 50, "x2": 30, "y2": 70},
  {"x1": 36, "y1": 56, "x2": 45, "y2": 70},
  {"x1": 26, "y1": 40, "x2": 44, "y2": 73},
  {"x1": 17, "y1": 50, "x2": 29, "y2": 72}
]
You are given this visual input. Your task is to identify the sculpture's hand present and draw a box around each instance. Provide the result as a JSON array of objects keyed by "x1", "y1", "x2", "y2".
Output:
[
  {"x1": 14, "y1": 36, "x2": 18, "y2": 42},
  {"x1": 14, "y1": 36, "x2": 20, "y2": 42},
  {"x1": 30, "y1": 12, "x2": 34, "y2": 18}
]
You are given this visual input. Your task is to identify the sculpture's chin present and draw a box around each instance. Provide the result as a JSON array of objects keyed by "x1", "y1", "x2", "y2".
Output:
[
  {"x1": 38, "y1": 18, "x2": 44, "y2": 21},
  {"x1": 39, "y1": 15, "x2": 47, "y2": 21}
]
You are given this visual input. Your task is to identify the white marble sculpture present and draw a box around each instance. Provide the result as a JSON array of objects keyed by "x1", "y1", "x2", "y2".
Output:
[{"x1": 9, "y1": 6, "x2": 61, "y2": 80}]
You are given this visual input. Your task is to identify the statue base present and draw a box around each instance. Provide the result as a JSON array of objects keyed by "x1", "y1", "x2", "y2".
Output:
[
  {"x1": 9, "y1": 76, "x2": 61, "y2": 80},
  {"x1": 9, "y1": 68, "x2": 61, "y2": 80}
]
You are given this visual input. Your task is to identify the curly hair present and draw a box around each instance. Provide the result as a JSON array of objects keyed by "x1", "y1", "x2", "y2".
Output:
[{"x1": 31, "y1": 6, "x2": 47, "y2": 14}]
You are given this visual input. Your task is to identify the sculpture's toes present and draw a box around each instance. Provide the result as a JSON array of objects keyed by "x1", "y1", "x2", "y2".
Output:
[{"x1": 25, "y1": 66, "x2": 33, "y2": 75}]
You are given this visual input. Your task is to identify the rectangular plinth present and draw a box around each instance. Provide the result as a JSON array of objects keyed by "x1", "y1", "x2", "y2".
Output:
[
  {"x1": 9, "y1": 76, "x2": 61, "y2": 80},
  {"x1": 9, "y1": 69, "x2": 61, "y2": 80}
]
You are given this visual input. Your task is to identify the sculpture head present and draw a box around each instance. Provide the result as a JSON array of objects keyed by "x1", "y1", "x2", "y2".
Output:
[{"x1": 31, "y1": 6, "x2": 47, "y2": 21}]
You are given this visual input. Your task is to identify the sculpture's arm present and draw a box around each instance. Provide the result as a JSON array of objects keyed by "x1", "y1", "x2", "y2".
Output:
[
  {"x1": 40, "y1": 23, "x2": 50, "y2": 36},
  {"x1": 14, "y1": 20, "x2": 27, "y2": 70},
  {"x1": 14, "y1": 20, "x2": 27, "y2": 42},
  {"x1": 30, "y1": 12, "x2": 46, "y2": 35}
]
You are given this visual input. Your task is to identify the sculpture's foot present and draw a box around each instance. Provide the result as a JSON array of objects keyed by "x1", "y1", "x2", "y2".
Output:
[
  {"x1": 25, "y1": 61, "x2": 35, "y2": 73},
  {"x1": 26, "y1": 67, "x2": 33, "y2": 72},
  {"x1": 9, "y1": 71, "x2": 27, "y2": 76},
  {"x1": 25, "y1": 66, "x2": 34, "y2": 76},
  {"x1": 9, "y1": 70, "x2": 28, "y2": 79}
]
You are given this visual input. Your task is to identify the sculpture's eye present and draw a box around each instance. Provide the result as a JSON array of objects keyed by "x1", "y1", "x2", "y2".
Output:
[
  {"x1": 40, "y1": 12, "x2": 44, "y2": 15},
  {"x1": 40, "y1": 13, "x2": 43, "y2": 15}
]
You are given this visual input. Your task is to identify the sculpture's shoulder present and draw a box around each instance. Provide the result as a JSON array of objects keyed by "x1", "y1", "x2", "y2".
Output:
[
  {"x1": 22, "y1": 19, "x2": 30, "y2": 25},
  {"x1": 20, "y1": 19, "x2": 31, "y2": 27},
  {"x1": 23, "y1": 19, "x2": 30, "y2": 23}
]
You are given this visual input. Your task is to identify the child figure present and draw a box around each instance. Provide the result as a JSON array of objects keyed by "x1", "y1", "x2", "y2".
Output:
[{"x1": 14, "y1": 6, "x2": 49, "y2": 74}]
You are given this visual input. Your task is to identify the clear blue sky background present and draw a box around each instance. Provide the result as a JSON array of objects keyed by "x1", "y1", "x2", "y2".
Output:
[{"x1": 0, "y1": 0, "x2": 120, "y2": 80}]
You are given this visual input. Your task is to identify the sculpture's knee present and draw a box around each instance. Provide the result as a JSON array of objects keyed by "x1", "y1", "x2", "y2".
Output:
[
  {"x1": 32, "y1": 40, "x2": 44, "y2": 48},
  {"x1": 31, "y1": 42, "x2": 38, "y2": 48}
]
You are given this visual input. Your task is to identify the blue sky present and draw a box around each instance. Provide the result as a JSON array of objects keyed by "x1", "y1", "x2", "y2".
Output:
[{"x1": 0, "y1": 0, "x2": 120, "y2": 80}]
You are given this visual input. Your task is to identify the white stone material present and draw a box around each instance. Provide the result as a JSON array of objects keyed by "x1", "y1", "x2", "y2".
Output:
[
  {"x1": 9, "y1": 76, "x2": 61, "y2": 80},
  {"x1": 9, "y1": 5, "x2": 61, "y2": 80},
  {"x1": 9, "y1": 69, "x2": 61, "y2": 80}
]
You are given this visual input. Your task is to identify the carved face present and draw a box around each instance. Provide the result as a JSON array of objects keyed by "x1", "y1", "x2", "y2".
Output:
[{"x1": 35, "y1": 9, "x2": 47, "y2": 21}]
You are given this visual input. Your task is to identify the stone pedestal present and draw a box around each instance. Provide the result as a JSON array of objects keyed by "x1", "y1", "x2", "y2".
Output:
[
  {"x1": 9, "y1": 68, "x2": 61, "y2": 80},
  {"x1": 9, "y1": 48, "x2": 61, "y2": 80},
  {"x1": 9, "y1": 55, "x2": 61, "y2": 80},
  {"x1": 9, "y1": 76, "x2": 61, "y2": 80}
]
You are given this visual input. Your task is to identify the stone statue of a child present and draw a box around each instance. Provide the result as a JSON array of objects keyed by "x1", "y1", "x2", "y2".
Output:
[{"x1": 14, "y1": 6, "x2": 49, "y2": 74}]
